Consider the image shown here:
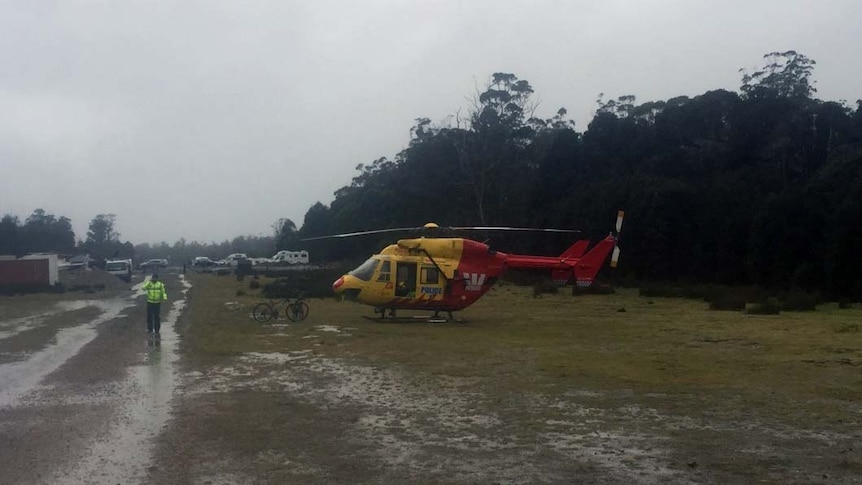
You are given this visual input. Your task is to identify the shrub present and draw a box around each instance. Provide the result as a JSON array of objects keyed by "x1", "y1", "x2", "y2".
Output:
[
  {"x1": 262, "y1": 278, "x2": 299, "y2": 299},
  {"x1": 779, "y1": 291, "x2": 818, "y2": 311},
  {"x1": 708, "y1": 288, "x2": 748, "y2": 311},
  {"x1": 249, "y1": 279, "x2": 260, "y2": 290},
  {"x1": 744, "y1": 297, "x2": 781, "y2": 315},
  {"x1": 639, "y1": 283, "x2": 685, "y2": 298},
  {"x1": 236, "y1": 289, "x2": 246, "y2": 296},
  {"x1": 258, "y1": 269, "x2": 343, "y2": 298},
  {"x1": 572, "y1": 283, "x2": 615, "y2": 296},
  {"x1": 503, "y1": 269, "x2": 545, "y2": 287},
  {"x1": 532, "y1": 279, "x2": 559, "y2": 297},
  {"x1": 681, "y1": 284, "x2": 726, "y2": 300}
]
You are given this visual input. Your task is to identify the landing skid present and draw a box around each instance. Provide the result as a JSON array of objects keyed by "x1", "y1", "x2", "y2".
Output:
[{"x1": 366, "y1": 308, "x2": 462, "y2": 323}]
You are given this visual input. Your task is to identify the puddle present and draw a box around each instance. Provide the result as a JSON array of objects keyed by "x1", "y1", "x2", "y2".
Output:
[
  {"x1": 243, "y1": 350, "x2": 314, "y2": 364},
  {"x1": 0, "y1": 300, "x2": 93, "y2": 340},
  {"x1": 0, "y1": 298, "x2": 134, "y2": 409}
]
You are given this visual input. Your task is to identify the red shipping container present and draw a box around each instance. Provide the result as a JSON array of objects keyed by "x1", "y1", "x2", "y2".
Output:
[{"x1": 0, "y1": 259, "x2": 51, "y2": 285}]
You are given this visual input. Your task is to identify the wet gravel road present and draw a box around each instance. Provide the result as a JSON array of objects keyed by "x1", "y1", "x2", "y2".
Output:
[{"x1": 0, "y1": 274, "x2": 189, "y2": 485}]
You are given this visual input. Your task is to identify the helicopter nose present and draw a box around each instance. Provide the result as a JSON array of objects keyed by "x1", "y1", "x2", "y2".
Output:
[
  {"x1": 332, "y1": 276, "x2": 345, "y2": 292},
  {"x1": 332, "y1": 275, "x2": 362, "y2": 300}
]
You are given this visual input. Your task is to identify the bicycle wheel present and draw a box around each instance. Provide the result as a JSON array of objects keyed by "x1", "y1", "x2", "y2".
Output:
[
  {"x1": 287, "y1": 301, "x2": 309, "y2": 322},
  {"x1": 252, "y1": 303, "x2": 275, "y2": 323}
]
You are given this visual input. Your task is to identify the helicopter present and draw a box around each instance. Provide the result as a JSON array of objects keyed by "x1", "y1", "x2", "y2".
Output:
[{"x1": 303, "y1": 211, "x2": 624, "y2": 322}]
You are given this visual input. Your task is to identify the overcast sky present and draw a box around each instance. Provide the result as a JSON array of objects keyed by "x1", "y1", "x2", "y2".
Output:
[{"x1": 1, "y1": 0, "x2": 859, "y2": 245}]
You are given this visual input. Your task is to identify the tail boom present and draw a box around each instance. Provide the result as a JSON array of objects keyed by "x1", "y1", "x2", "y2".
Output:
[{"x1": 503, "y1": 236, "x2": 617, "y2": 286}]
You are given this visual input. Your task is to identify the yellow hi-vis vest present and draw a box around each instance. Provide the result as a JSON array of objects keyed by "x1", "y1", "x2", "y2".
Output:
[{"x1": 143, "y1": 280, "x2": 168, "y2": 303}]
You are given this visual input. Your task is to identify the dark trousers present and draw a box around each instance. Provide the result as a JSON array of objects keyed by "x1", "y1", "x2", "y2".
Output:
[{"x1": 147, "y1": 302, "x2": 161, "y2": 333}]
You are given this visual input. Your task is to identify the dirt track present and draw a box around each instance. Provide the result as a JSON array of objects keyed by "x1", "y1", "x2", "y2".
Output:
[{"x1": 0, "y1": 273, "x2": 188, "y2": 484}]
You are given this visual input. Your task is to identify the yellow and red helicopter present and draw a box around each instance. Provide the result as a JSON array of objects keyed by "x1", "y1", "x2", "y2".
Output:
[{"x1": 304, "y1": 211, "x2": 624, "y2": 321}]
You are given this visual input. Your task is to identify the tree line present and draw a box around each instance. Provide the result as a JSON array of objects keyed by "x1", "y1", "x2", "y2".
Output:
[
  {"x1": 295, "y1": 51, "x2": 862, "y2": 299},
  {"x1": 3, "y1": 51, "x2": 860, "y2": 299},
  {"x1": 0, "y1": 209, "x2": 294, "y2": 266},
  {"x1": 0, "y1": 211, "x2": 134, "y2": 262}
]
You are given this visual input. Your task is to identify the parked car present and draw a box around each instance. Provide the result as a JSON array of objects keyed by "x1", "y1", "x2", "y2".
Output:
[
  {"x1": 139, "y1": 258, "x2": 169, "y2": 270},
  {"x1": 192, "y1": 256, "x2": 216, "y2": 268},
  {"x1": 223, "y1": 253, "x2": 248, "y2": 266}
]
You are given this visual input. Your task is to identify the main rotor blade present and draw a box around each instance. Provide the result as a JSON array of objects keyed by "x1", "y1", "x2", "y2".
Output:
[
  {"x1": 301, "y1": 227, "x2": 418, "y2": 241},
  {"x1": 450, "y1": 226, "x2": 582, "y2": 234}
]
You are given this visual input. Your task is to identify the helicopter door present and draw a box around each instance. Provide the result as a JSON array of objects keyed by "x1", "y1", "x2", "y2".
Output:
[
  {"x1": 418, "y1": 265, "x2": 445, "y2": 301},
  {"x1": 395, "y1": 263, "x2": 417, "y2": 297}
]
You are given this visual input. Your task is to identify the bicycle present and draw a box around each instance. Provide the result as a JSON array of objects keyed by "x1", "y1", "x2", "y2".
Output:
[{"x1": 252, "y1": 294, "x2": 309, "y2": 323}]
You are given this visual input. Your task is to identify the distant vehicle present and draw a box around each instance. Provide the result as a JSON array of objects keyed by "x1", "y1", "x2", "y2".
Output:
[
  {"x1": 192, "y1": 256, "x2": 216, "y2": 268},
  {"x1": 270, "y1": 250, "x2": 310, "y2": 265},
  {"x1": 105, "y1": 259, "x2": 133, "y2": 282},
  {"x1": 224, "y1": 253, "x2": 248, "y2": 266},
  {"x1": 66, "y1": 254, "x2": 91, "y2": 270},
  {"x1": 139, "y1": 258, "x2": 168, "y2": 270}
]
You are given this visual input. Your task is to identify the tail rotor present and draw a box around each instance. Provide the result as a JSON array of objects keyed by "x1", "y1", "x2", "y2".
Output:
[{"x1": 610, "y1": 210, "x2": 624, "y2": 268}]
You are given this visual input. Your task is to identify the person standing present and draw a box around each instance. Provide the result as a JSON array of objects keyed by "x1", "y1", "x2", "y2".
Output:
[{"x1": 143, "y1": 273, "x2": 168, "y2": 337}]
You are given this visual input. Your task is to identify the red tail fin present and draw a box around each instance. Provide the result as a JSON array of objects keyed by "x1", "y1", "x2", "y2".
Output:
[
  {"x1": 573, "y1": 235, "x2": 616, "y2": 287},
  {"x1": 560, "y1": 240, "x2": 589, "y2": 260},
  {"x1": 550, "y1": 240, "x2": 595, "y2": 285}
]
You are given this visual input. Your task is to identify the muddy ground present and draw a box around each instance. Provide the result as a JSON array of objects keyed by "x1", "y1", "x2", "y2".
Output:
[
  {"x1": 149, "y1": 350, "x2": 859, "y2": 484},
  {"x1": 148, "y1": 276, "x2": 859, "y2": 484}
]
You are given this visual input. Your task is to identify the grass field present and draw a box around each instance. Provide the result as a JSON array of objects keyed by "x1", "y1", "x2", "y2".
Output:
[
  {"x1": 184, "y1": 273, "x2": 860, "y2": 405},
  {"x1": 175, "y1": 272, "x2": 862, "y2": 482}
]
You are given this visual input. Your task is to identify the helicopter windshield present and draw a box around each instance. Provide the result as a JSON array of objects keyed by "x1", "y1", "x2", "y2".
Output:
[{"x1": 348, "y1": 257, "x2": 379, "y2": 281}]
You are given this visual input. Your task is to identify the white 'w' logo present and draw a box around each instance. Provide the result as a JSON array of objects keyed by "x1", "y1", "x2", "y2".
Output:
[{"x1": 463, "y1": 272, "x2": 486, "y2": 291}]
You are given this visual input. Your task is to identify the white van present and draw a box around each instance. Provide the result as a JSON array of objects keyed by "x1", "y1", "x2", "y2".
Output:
[
  {"x1": 271, "y1": 250, "x2": 309, "y2": 265},
  {"x1": 105, "y1": 259, "x2": 133, "y2": 282}
]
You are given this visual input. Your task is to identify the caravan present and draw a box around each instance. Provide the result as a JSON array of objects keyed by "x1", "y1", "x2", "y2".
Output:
[{"x1": 270, "y1": 250, "x2": 309, "y2": 265}]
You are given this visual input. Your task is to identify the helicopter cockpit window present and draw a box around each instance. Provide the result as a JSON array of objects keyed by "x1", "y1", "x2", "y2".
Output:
[
  {"x1": 349, "y1": 258, "x2": 379, "y2": 282},
  {"x1": 420, "y1": 266, "x2": 439, "y2": 284},
  {"x1": 377, "y1": 260, "x2": 391, "y2": 282}
]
